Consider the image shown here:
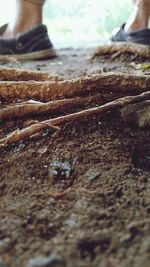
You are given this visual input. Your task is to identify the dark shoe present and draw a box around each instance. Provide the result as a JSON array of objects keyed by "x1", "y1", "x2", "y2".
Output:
[
  {"x1": 0, "y1": 24, "x2": 56, "y2": 61},
  {"x1": 110, "y1": 23, "x2": 150, "y2": 46}
]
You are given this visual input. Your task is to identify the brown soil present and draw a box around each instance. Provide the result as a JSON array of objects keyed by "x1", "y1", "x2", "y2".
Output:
[{"x1": 0, "y1": 48, "x2": 150, "y2": 267}]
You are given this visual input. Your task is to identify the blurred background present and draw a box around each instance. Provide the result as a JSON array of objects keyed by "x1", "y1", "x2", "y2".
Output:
[{"x1": 0, "y1": 0, "x2": 133, "y2": 47}]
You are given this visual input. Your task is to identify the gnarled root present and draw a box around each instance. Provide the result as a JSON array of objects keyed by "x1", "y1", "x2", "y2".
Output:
[
  {"x1": 90, "y1": 42, "x2": 150, "y2": 60},
  {"x1": 0, "y1": 67, "x2": 63, "y2": 82},
  {"x1": 0, "y1": 95, "x2": 104, "y2": 121},
  {"x1": 1, "y1": 91, "x2": 150, "y2": 148},
  {"x1": 0, "y1": 122, "x2": 60, "y2": 148},
  {"x1": 0, "y1": 72, "x2": 150, "y2": 102}
]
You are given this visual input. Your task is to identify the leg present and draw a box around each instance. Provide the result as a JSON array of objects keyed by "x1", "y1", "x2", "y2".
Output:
[
  {"x1": 125, "y1": 0, "x2": 150, "y2": 32},
  {"x1": 3, "y1": 0, "x2": 45, "y2": 38}
]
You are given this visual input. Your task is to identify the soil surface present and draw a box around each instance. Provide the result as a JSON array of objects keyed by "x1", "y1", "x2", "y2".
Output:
[{"x1": 0, "y1": 48, "x2": 150, "y2": 267}]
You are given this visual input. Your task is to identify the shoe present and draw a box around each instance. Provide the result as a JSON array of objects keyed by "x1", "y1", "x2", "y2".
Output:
[
  {"x1": 0, "y1": 24, "x2": 56, "y2": 61},
  {"x1": 110, "y1": 23, "x2": 150, "y2": 46}
]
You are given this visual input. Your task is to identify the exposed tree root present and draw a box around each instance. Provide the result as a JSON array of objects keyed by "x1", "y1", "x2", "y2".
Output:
[
  {"x1": 1, "y1": 91, "x2": 150, "y2": 148},
  {"x1": 0, "y1": 121, "x2": 60, "y2": 148},
  {"x1": 0, "y1": 67, "x2": 63, "y2": 82},
  {"x1": 0, "y1": 72, "x2": 150, "y2": 101},
  {"x1": 0, "y1": 95, "x2": 104, "y2": 121},
  {"x1": 90, "y1": 42, "x2": 150, "y2": 60}
]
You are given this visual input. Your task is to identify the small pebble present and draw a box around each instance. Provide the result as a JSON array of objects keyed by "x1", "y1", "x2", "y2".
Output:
[
  {"x1": 49, "y1": 160, "x2": 72, "y2": 181},
  {"x1": 84, "y1": 168, "x2": 101, "y2": 181},
  {"x1": 27, "y1": 255, "x2": 64, "y2": 267},
  {"x1": 38, "y1": 147, "x2": 48, "y2": 155}
]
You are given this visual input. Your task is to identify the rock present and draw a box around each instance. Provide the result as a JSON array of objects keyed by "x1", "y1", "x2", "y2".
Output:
[
  {"x1": 84, "y1": 168, "x2": 101, "y2": 181},
  {"x1": 49, "y1": 160, "x2": 72, "y2": 181},
  {"x1": 65, "y1": 213, "x2": 79, "y2": 228},
  {"x1": 120, "y1": 233, "x2": 131, "y2": 243},
  {"x1": 14, "y1": 143, "x2": 26, "y2": 152},
  {"x1": 38, "y1": 147, "x2": 48, "y2": 155},
  {"x1": 27, "y1": 255, "x2": 64, "y2": 267},
  {"x1": 121, "y1": 100, "x2": 150, "y2": 128}
]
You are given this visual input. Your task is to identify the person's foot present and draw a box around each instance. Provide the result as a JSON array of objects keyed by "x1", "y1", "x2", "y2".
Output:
[
  {"x1": 0, "y1": 24, "x2": 56, "y2": 61},
  {"x1": 110, "y1": 0, "x2": 150, "y2": 45},
  {"x1": 110, "y1": 23, "x2": 150, "y2": 45},
  {"x1": 0, "y1": 0, "x2": 56, "y2": 61}
]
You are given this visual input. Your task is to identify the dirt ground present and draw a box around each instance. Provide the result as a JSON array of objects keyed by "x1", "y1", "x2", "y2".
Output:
[{"x1": 0, "y1": 47, "x2": 150, "y2": 267}]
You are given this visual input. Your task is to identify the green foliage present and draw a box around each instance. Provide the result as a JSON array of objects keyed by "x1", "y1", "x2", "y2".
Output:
[{"x1": 43, "y1": 0, "x2": 133, "y2": 46}]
